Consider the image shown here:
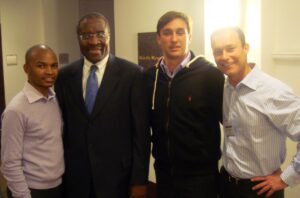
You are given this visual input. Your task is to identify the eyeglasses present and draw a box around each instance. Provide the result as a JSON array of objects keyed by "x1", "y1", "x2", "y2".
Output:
[{"x1": 79, "y1": 32, "x2": 108, "y2": 41}]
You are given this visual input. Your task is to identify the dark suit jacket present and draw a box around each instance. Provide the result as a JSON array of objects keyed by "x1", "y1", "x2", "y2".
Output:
[{"x1": 55, "y1": 55, "x2": 150, "y2": 198}]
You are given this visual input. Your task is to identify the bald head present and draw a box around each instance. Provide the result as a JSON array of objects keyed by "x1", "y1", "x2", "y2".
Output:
[{"x1": 25, "y1": 44, "x2": 56, "y2": 64}]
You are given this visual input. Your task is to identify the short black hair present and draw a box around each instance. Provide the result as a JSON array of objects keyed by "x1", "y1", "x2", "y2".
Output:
[
  {"x1": 76, "y1": 12, "x2": 110, "y2": 34},
  {"x1": 156, "y1": 11, "x2": 192, "y2": 35}
]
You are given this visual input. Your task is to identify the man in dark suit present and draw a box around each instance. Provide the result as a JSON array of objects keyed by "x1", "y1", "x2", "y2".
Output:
[{"x1": 55, "y1": 12, "x2": 150, "y2": 198}]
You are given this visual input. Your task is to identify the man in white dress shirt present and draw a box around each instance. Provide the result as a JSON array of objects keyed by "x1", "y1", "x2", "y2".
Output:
[{"x1": 211, "y1": 27, "x2": 300, "y2": 198}]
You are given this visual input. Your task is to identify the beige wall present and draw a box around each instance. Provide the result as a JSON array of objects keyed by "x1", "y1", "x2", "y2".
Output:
[
  {"x1": 1, "y1": 0, "x2": 44, "y2": 103},
  {"x1": 42, "y1": 0, "x2": 80, "y2": 64},
  {"x1": 0, "y1": 0, "x2": 79, "y2": 103},
  {"x1": 262, "y1": 0, "x2": 300, "y2": 95}
]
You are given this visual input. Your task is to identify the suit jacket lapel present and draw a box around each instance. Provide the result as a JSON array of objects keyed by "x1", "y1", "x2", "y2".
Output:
[
  {"x1": 69, "y1": 59, "x2": 87, "y2": 115},
  {"x1": 91, "y1": 55, "x2": 121, "y2": 117}
]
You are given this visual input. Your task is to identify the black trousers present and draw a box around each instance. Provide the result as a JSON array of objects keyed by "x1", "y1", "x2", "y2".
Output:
[
  {"x1": 220, "y1": 167, "x2": 284, "y2": 198},
  {"x1": 89, "y1": 181, "x2": 97, "y2": 198},
  {"x1": 155, "y1": 168, "x2": 219, "y2": 198},
  {"x1": 7, "y1": 184, "x2": 63, "y2": 198}
]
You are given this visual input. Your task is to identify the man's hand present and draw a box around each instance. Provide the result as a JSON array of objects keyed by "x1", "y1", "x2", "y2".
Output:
[
  {"x1": 251, "y1": 169, "x2": 288, "y2": 197},
  {"x1": 130, "y1": 185, "x2": 148, "y2": 198}
]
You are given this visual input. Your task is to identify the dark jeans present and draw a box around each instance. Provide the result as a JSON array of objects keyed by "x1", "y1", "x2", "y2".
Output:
[
  {"x1": 7, "y1": 184, "x2": 63, "y2": 198},
  {"x1": 155, "y1": 168, "x2": 219, "y2": 198},
  {"x1": 220, "y1": 167, "x2": 284, "y2": 198}
]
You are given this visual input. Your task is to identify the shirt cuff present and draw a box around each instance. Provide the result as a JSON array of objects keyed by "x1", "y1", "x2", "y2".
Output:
[
  {"x1": 281, "y1": 165, "x2": 300, "y2": 187},
  {"x1": 7, "y1": 185, "x2": 31, "y2": 198}
]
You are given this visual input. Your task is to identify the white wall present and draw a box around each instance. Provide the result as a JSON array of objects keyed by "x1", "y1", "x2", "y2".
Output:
[{"x1": 0, "y1": 0, "x2": 80, "y2": 103}]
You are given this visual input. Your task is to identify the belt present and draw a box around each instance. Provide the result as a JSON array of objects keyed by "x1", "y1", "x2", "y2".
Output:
[{"x1": 220, "y1": 166, "x2": 253, "y2": 185}]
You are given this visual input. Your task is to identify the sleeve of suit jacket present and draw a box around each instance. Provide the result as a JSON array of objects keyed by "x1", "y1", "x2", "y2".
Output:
[{"x1": 130, "y1": 67, "x2": 151, "y2": 185}]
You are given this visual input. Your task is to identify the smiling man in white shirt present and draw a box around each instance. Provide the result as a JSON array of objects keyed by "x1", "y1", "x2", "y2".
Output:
[{"x1": 211, "y1": 26, "x2": 300, "y2": 198}]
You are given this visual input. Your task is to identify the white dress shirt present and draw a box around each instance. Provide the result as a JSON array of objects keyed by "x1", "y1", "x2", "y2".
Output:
[{"x1": 222, "y1": 65, "x2": 300, "y2": 186}]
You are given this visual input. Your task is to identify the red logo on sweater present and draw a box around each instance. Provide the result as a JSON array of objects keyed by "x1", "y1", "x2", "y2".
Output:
[{"x1": 188, "y1": 95, "x2": 192, "y2": 102}]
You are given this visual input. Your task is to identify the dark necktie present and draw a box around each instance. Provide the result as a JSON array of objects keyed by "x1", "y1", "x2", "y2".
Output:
[{"x1": 85, "y1": 65, "x2": 98, "y2": 114}]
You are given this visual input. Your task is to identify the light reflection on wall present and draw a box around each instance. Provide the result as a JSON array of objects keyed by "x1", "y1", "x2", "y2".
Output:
[{"x1": 204, "y1": 0, "x2": 261, "y2": 67}]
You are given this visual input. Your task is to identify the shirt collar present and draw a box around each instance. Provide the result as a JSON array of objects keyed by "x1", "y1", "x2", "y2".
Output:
[
  {"x1": 23, "y1": 82, "x2": 55, "y2": 103},
  {"x1": 226, "y1": 63, "x2": 259, "y2": 91},
  {"x1": 238, "y1": 63, "x2": 259, "y2": 90},
  {"x1": 84, "y1": 54, "x2": 109, "y2": 70},
  {"x1": 160, "y1": 52, "x2": 191, "y2": 78}
]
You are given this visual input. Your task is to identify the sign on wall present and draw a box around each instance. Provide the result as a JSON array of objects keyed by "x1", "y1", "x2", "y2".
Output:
[{"x1": 138, "y1": 32, "x2": 162, "y2": 69}]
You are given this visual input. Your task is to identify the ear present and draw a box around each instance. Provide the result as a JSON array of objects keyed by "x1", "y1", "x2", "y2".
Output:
[
  {"x1": 156, "y1": 34, "x2": 161, "y2": 46},
  {"x1": 23, "y1": 64, "x2": 29, "y2": 74},
  {"x1": 244, "y1": 43, "x2": 250, "y2": 54},
  {"x1": 188, "y1": 33, "x2": 192, "y2": 45}
]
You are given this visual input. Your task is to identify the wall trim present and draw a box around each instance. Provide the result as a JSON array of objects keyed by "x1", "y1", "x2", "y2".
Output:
[{"x1": 272, "y1": 51, "x2": 300, "y2": 61}]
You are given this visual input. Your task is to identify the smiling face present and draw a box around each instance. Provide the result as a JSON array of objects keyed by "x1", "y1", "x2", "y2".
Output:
[
  {"x1": 24, "y1": 46, "x2": 58, "y2": 96},
  {"x1": 211, "y1": 28, "x2": 250, "y2": 85},
  {"x1": 77, "y1": 17, "x2": 110, "y2": 63},
  {"x1": 157, "y1": 18, "x2": 191, "y2": 62}
]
